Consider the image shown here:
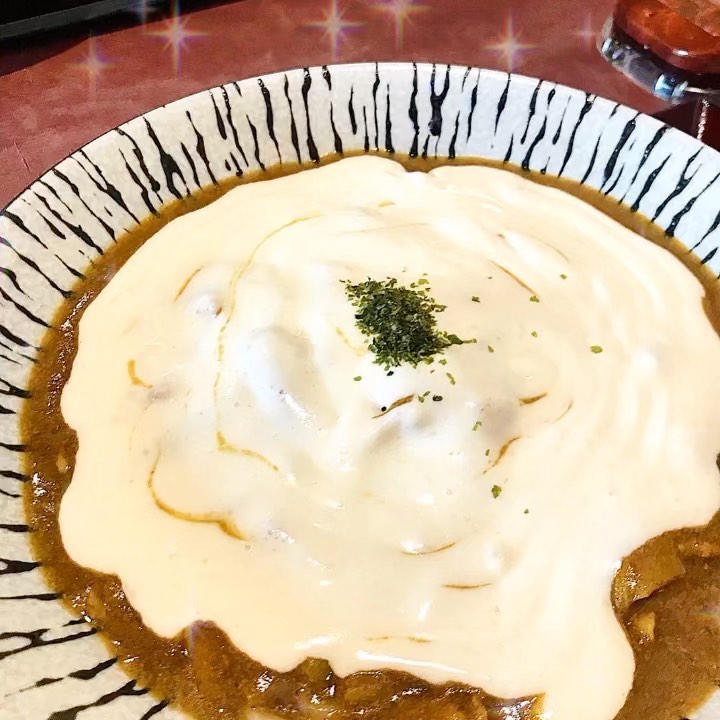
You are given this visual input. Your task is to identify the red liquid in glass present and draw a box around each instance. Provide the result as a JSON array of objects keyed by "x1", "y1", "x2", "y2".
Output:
[{"x1": 615, "y1": 0, "x2": 720, "y2": 73}]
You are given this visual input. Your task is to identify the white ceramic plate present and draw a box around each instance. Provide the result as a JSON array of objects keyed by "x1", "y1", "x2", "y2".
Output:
[{"x1": 2, "y1": 62, "x2": 720, "y2": 720}]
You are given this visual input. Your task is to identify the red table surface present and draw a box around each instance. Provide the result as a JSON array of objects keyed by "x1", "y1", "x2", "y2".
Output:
[{"x1": 0, "y1": 0, "x2": 666, "y2": 210}]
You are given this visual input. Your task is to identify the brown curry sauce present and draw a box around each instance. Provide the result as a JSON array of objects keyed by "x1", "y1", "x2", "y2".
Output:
[{"x1": 21, "y1": 154, "x2": 720, "y2": 720}]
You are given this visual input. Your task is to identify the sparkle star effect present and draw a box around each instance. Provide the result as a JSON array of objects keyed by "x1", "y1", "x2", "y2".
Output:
[
  {"x1": 147, "y1": 0, "x2": 207, "y2": 75},
  {"x1": 574, "y1": 12, "x2": 598, "y2": 50},
  {"x1": 68, "y1": 36, "x2": 113, "y2": 97},
  {"x1": 131, "y1": 0, "x2": 160, "y2": 24},
  {"x1": 486, "y1": 13, "x2": 536, "y2": 72},
  {"x1": 305, "y1": 0, "x2": 364, "y2": 61},
  {"x1": 372, "y1": 0, "x2": 429, "y2": 50}
]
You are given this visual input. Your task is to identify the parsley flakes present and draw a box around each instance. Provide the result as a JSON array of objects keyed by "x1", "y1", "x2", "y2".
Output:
[{"x1": 343, "y1": 277, "x2": 473, "y2": 369}]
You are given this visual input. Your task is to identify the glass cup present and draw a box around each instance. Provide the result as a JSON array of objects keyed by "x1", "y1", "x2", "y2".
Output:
[{"x1": 600, "y1": 0, "x2": 720, "y2": 147}]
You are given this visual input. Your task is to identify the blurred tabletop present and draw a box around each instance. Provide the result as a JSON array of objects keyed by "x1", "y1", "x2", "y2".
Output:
[{"x1": 0, "y1": 0, "x2": 665, "y2": 208}]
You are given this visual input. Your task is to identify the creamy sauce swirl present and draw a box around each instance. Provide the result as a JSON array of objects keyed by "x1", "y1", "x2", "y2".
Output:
[{"x1": 60, "y1": 156, "x2": 720, "y2": 720}]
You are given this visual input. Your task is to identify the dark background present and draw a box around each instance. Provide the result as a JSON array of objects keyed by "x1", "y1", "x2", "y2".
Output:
[
  {"x1": 0, "y1": 0, "x2": 140, "y2": 38},
  {"x1": 0, "y1": 0, "x2": 131, "y2": 22}
]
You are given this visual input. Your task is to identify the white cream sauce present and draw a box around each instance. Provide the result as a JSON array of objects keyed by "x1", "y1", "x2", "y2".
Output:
[{"x1": 60, "y1": 156, "x2": 720, "y2": 720}]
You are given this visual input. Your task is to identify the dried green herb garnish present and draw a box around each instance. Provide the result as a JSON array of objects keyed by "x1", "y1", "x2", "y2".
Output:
[
  {"x1": 472, "y1": 421, "x2": 482, "y2": 432},
  {"x1": 530, "y1": 331, "x2": 538, "y2": 338},
  {"x1": 590, "y1": 345, "x2": 603, "y2": 354},
  {"x1": 471, "y1": 296, "x2": 480, "y2": 303},
  {"x1": 529, "y1": 295, "x2": 540, "y2": 303},
  {"x1": 342, "y1": 277, "x2": 472, "y2": 368},
  {"x1": 491, "y1": 485, "x2": 502, "y2": 499},
  {"x1": 353, "y1": 376, "x2": 362, "y2": 381}
]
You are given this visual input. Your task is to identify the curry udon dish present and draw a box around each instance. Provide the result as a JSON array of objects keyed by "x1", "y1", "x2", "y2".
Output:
[{"x1": 23, "y1": 155, "x2": 720, "y2": 720}]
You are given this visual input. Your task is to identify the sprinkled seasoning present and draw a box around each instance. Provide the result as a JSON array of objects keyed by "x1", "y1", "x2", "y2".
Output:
[
  {"x1": 353, "y1": 376, "x2": 362, "y2": 381},
  {"x1": 524, "y1": 508, "x2": 529, "y2": 514},
  {"x1": 471, "y1": 296, "x2": 480, "y2": 303},
  {"x1": 446, "y1": 372, "x2": 456, "y2": 385},
  {"x1": 487, "y1": 345, "x2": 495, "y2": 353},
  {"x1": 472, "y1": 421, "x2": 482, "y2": 432},
  {"x1": 560, "y1": 274, "x2": 568, "y2": 279},
  {"x1": 531, "y1": 331, "x2": 538, "y2": 338},
  {"x1": 485, "y1": 449, "x2": 490, "y2": 457},
  {"x1": 432, "y1": 395, "x2": 443, "y2": 402},
  {"x1": 529, "y1": 295, "x2": 540, "y2": 303},
  {"x1": 491, "y1": 485, "x2": 502, "y2": 499},
  {"x1": 343, "y1": 277, "x2": 472, "y2": 368},
  {"x1": 590, "y1": 345, "x2": 603, "y2": 354}
]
